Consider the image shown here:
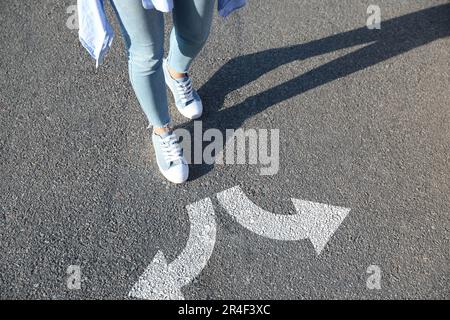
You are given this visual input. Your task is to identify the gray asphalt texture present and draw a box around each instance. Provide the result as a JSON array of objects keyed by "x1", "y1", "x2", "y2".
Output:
[{"x1": 1, "y1": 0, "x2": 449, "y2": 299}]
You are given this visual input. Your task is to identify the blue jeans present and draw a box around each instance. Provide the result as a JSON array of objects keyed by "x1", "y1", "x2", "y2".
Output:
[{"x1": 110, "y1": 0, "x2": 215, "y2": 127}]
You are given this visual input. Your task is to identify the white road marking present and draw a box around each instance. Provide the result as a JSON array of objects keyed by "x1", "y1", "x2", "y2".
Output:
[
  {"x1": 128, "y1": 198, "x2": 216, "y2": 300},
  {"x1": 216, "y1": 186, "x2": 350, "y2": 254},
  {"x1": 130, "y1": 186, "x2": 351, "y2": 299}
]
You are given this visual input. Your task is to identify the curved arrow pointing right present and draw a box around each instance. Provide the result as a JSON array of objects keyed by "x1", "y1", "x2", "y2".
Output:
[{"x1": 217, "y1": 186, "x2": 350, "y2": 254}]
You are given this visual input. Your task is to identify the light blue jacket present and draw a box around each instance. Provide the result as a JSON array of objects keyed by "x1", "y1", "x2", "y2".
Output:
[{"x1": 78, "y1": 0, "x2": 246, "y2": 67}]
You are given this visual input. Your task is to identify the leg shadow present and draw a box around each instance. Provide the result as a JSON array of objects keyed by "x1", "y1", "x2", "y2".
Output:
[{"x1": 178, "y1": 4, "x2": 450, "y2": 180}]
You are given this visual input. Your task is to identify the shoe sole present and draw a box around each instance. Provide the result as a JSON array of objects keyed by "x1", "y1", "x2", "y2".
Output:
[{"x1": 157, "y1": 163, "x2": 189, "y2": 184}]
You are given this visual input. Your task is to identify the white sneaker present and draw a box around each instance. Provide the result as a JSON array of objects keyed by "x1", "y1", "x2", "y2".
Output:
[
  {"x1": 152, "y1": 129, "x2": 189, "y2": 184},
  {"x1": 163, "y1": 59, "x2": 203, "y2": 120}
]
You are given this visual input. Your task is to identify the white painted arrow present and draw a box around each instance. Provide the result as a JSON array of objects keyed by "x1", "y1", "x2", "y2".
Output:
[
  {"x1": 129, "y1": 198, "x2": 216, "y2": 300},
  {"x1": 216, "y1": 186, "x2": 350, "y2": 254}
]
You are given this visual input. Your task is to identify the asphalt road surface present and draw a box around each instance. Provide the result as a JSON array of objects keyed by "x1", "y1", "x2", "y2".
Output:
[{"x1": 1, "y1": 0, "x2": 449, "y2": 299}]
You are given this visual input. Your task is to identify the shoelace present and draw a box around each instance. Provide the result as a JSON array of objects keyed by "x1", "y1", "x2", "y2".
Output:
[
  {"x1": 161, "y1": 133, "x2": 183, "y2": 164},
  {"x1": 176, "y1": 77, "x2": 194, "y2": 105}
]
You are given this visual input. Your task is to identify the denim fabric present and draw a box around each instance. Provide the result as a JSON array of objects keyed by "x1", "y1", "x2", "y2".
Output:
[
  {"x1": 78, "y1": 0, "x2": 245, "y2": 127},
  {"x1": 77, "y1": 0, "x2": 246, "y2": 67}
]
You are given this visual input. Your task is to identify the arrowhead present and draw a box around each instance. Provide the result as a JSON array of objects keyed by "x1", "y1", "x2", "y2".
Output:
[
  {"x1": 128, "y1": 251, "x2": 185, "y2": 300},
  {"x1": 291, "y1": 199, "x2": 350, "y2": 255}
]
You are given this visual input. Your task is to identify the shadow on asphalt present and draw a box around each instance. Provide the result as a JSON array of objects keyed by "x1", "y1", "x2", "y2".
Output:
[{"x1": 176, "y1": 4, "x2": 450, "y2": 180}]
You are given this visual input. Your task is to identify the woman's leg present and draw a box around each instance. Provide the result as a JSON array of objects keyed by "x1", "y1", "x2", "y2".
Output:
[
  {"x1": 168, "y1": 0, "x2": 216, "y2": 74},
  {"x1": 109, "y1": 0, "x2": 188, "y2": 184},
  {"x1": 110, "y1": 0, "x2": 170, "y2": 128}
]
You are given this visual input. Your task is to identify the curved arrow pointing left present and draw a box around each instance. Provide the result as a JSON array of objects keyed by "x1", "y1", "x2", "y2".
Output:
[{"x1": 129, "y1": 198, "x2": 216, "y2": 300}]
